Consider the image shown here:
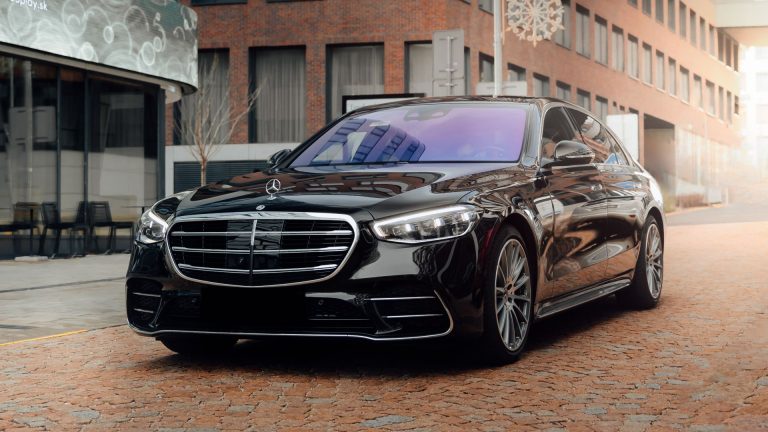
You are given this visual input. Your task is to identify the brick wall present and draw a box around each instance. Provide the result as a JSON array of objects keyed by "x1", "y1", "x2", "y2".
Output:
[{"x1": 177, "y1": 0, "x2": 742, "y2": 165}]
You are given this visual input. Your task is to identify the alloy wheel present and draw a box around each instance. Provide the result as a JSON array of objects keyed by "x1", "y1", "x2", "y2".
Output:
[
  {"x1": 494, "y1": 239, "x2": 532, "y2": 351},
  {"x1": 645, "y1": 223, "x2": 663, "y2": 298}
]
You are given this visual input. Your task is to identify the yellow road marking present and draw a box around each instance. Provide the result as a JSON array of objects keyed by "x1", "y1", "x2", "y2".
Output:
[{"x1": 0, "y1": 329, "x2": 87, "y2": 347}]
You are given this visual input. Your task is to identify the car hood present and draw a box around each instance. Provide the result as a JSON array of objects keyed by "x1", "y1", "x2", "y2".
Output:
[{"x1": 174, "y1": 163, "x2": 529, "y2": 221}]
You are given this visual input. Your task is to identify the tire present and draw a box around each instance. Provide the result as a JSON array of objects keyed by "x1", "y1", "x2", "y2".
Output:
[
  {"x1": 617, "y1": 216, "x2": 663, "y2": 309},
  {"x1": 159, "y1": 334, "x2": 238, "y2": 356},
  {"x1": 479, "y1": 225, "x2": 535, "y2": 364}
]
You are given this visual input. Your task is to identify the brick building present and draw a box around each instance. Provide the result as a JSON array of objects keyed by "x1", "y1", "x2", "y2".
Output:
[{"x1": 170, "y1": 0, "x2": 746, "y2": 206}]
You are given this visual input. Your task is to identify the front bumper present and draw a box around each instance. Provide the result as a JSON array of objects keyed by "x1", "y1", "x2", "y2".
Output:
[{"x1": 126, "y1": 219, "x2": 495, "y2": 341}]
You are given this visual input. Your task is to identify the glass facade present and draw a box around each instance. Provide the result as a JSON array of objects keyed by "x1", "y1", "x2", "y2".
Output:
[
  {"x1": 0, "y1": 59, "x2": 57, "y2": 219},
  {"x1": 88, "y1": 77, "x2": 159, "y2": 221},
  {"x1": 0, "y1": 53, "x2": 161, "y2": 242}
]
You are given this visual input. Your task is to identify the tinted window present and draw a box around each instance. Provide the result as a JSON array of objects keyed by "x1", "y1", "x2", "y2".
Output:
[
  {"x1": 290, "y1": 103, "x2": 528, "y2": 166},
  {"x1": 541, "y1": 107, "x2": 580, "y2": 163},
  {"x1": 565, "y1": 109, "x2": 609, "y2": 163}
]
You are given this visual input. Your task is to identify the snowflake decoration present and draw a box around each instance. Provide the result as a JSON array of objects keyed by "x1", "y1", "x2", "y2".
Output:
[{"x1": 506, "y1": 0, "x2": 565, "y2": 46}]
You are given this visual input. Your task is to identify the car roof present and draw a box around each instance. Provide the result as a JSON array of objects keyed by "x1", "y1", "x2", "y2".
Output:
[{"x1": 349, "y1": 96, "x2": 579, "y2": 114}]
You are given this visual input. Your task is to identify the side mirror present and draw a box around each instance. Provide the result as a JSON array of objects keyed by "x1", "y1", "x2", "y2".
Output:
[
  {"x1": 267, "y1": 149, "x2": 292, "y2": 168},
  {"x1": 551, "y1": 140, "x2": 595, "y2": 166}
]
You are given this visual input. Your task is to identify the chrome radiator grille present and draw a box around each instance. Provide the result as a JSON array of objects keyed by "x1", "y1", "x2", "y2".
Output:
[{"x1": 167, "y1": 213, "x2": 357, "y2": 287}]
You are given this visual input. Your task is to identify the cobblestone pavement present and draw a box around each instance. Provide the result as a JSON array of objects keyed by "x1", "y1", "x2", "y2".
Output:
[{"x1": 0, "y1": 221, "x2": 766, "y2": 431}]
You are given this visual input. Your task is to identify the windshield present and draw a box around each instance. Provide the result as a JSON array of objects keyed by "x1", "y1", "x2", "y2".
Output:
[{"x1": 289, "y1": 103, "x2": 528, "y2": 166}]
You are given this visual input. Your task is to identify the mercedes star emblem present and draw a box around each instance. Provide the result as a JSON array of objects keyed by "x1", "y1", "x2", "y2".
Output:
[{"x1": 265, "y1": 178, "x2": 281, "y2": 199}]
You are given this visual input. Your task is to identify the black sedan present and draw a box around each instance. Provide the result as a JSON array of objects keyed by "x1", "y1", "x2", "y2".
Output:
[{"x1": 128, "y1": 97, "x2": 664, "y2": 363}]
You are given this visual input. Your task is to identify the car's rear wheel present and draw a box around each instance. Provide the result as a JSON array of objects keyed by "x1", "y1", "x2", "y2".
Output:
[
  {"x1": 159, "y1": 334, "x2": 238, "y2": 356},
  {"x1": 480, "y1": 225, "x2": 534, "y2": 364},
  {"x1": 617, "y1": 217, "x2": 663, "y2": 309}
]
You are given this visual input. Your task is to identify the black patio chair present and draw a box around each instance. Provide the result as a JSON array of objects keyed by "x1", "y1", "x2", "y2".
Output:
[
  {"x1": 88, "y1": 201, "x2": 133, "y2": 254},
  {"x1": 73, "y1": 201, "x2": 90, "y2": 257},
  {"x1": 0, "y1": 202, "x2": 41, "y2": 256},
  {"x1": 39, "y1": 202, "x2": 88, "y2": 258}
]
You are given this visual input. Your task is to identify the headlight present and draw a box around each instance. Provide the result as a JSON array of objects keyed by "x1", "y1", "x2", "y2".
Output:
[
  {"x1": 371, "y1": 205, "x2": 479, "y2": 244},
  {"x1": 136, "y1": 209, "x2": 169, "y2": 244},
  {"x1": 135, "y1": 191, "x2": 190, "y2": 244}
]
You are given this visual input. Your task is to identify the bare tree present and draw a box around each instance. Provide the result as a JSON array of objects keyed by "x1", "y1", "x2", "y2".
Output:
[{"x1": 175, "y1": 54, "x2": 260, "y2": 186}]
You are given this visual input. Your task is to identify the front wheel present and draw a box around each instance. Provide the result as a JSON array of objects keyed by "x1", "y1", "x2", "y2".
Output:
[
  {"x1": 617, "y1": 217, "x2": 663, "y2": 309},
  {"x1": 159, "y1": 334, "x2": 238, "y2": 356},
  {"x1": 479, "y1": 225, "x2": 535, "y2": 364}
]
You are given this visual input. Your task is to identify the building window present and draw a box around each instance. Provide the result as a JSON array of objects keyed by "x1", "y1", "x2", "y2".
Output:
[
  {"x1": 693, "y1": 74, "x2": 702, "y2": 108},
  {"x1": 655, "y1": 0, "x2": 664, "y2": 22},
  {"x1": 668, "y1": 58, "x2": 677, "y2": 96},
  {"x1": 628, "y1": 0, "x2": 637, "y2": 6},
  {"x1": 464, "y1": 47, "x2": 471, "y2": 94},
  {"x1": 611, "y1": 27, "x2": 624, "y2": 71},
  {"x1": 250, "y1": 47, "x2": 306, "y2": 143},
  {"x1": 508, "y1": 63, "x2": 526, "y2": 81},
  {"x1": 689, "y1": 10, "x2": 697, "y2": 45},
  {"x1": 699, "y1": 18, "x2": 706, "y2": 51},
  {"x1": 554, "y1": 0, "x2": 572, "y2": 48},
  {"x1": 479, "y1": 53, "x2": 494, "y2": 82},
  {"x1": 594, "y1": 17, "x2": 608, "y2": 65},
  {"x1": 0, "y1": 58, "x2": 58, "y2": 225},
  {"x1": 59, "y1": 68, "x2": 86, "y2": 218},
  {"x1": 596, "y1": 96, "x2": 608, "y2": 121},
  {"x1": 718, "y1": 30, "x2": 725, "y2": 62},
  {"x1": 668, "y1": 0, "x2": 676, "y2": 32},
  {"x1": 328, "y1": 45, "x2": 384, "y2": 120},
  {"x1": 533, "y1": 73, "x2": 550, "y2": 97},
  {"x1": 556, "y1": 81, "x2": 572, "y2": 101},
  {"x1": 725, "y1": 38, "x2": 732, "y2": 67},
  {"x1": 718, "y1": 86, "x2": 724, "y2": 120},
  {"x1": 679, "y1": 2, "x2": 687, "y2": 38},
  {"x1": 406, "y1": 43, "x2": 434, "y2": 97},
  {"x1": 655, "y1": 51, "x2": 665, "y2": 90},
  {"x1": 706, "y1": 80, "x2": 715, "y2": 115},
  {"x1": 726, "y1": 90, "x2": 733, "y2": 123},
  {"x1": 642, "y1": 43, "x2": 653, "y2": 84},
  {"x1": 576, "y1": 5, "x2": 591, "y2": 57},
  {"x1": 89, "y1": 77, "x2": 159, "y2": 222},
  {"x1": 479, "y1": 0, "x2": 493, "y2": 13},
  {"x1": 735, "y1": 96, "x2": 740, "y2": 115},
  {"x1": 642, "y1": 0, "x2": 651, "y2": 15},
  {"x1": 628, "y1": 35, "x2": 639, "y2": 78},
  {"x1": 178, "y1": 49, "x2": 230, "y2": 146},
  {"x1": 577, "y1": 89, "x2": 591, "y2": 110},
  {"x1": 680, "y1": 67, "x2": 689, "y2": 102},
  {"x1": 709, "y1": 25, "x2": 716, "y2": 56}
]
